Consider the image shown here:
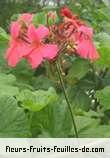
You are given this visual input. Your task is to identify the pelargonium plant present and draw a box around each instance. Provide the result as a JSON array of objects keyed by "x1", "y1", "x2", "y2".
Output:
[{"x1": 5, "y1": 7, "x2": 99, "y2": 138}]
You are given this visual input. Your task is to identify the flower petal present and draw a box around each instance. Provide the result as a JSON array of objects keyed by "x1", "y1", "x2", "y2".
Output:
[
  {"x1": 35, "y1": 25, "x2": 49, "y2": 40},
  {"x1": 78, "y1": 25, "x2": 93, "y2": 38},
  {"x1": 5, "y1": 39, "x2": 30, "y2": 67},
  {"x1": 5, "y1": 41, "x2": 21, "y2": 67},
  {"x1": 41, "y1": 44, "x2": 58, "y2": 59},
  {"x1": 10, "y1": 22, "x2": 20, "y2": 38},
  {"x1": 28, "y1": 24, "x2": 49, "y2": 42},
  {"x1": 61, "y1": 7, "x2": 73, "y2": 19},
  {"x1": 88, "y1": 41, "x2": 99, "y2": 60},
  {"x1": 27, "y1": 24, "x2": 37, "y2": 41},
  {"x1": 25, "y1": 48, "x2": 43, "y2": 69},
  {"x1": 19, "y1": 13, "x2": 33, "y2": 23},
  {"x1": 76, "y1": 39, "x2": 89, "y2": 58},
  {"x1": 76, "y1": 38, "x2": 99, "y2": 60}
]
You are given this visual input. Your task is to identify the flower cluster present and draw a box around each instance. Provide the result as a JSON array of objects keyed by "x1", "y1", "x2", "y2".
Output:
[
  {"x1": 5, "y1": 13, "x2": 58, "y2": 68},
  {"x1": 5, "y1": 7, "x2": 99, "y2": 69},
  {"x1": 60, "y1": 7, "x2": 99, "y2": 60}
]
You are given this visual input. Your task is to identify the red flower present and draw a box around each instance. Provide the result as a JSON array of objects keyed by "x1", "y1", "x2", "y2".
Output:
[
  {"x1": 60, "y1": 7, "x2": 99, "y2": 60},
  {"x1": 61, "y1": 7, "x2": 73, "y2": 19}
]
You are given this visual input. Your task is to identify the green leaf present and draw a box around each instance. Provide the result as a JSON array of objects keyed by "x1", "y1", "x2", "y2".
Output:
[
  {"x1": 0, "y1": 41, "x2": 8, "y2": 71},
  {"x1": 80, "y1": 125, "x2": 110, "y2": 137},
  {"x1": 31, "y1": 99, "x2": 72, "y2": 137},
  {"x1": 96, "y1": 7, "x2": 110, "y2": 21},
  {"x1": 70, "y1": 114, "x2": 109, "y2": 138},
  {"x1": 68, "y1": 86, "x2": 91, "y2": 111},
  {"x1": 10, "y1": 13, "x2": 19, "y2": 21},
  {"x1": 73, "y1": 91, "x2": 91, "y2": 111},
  {"x1": 96, "y1": 46, "x2": 110, "y2": 67},
  {"x1": 0, "y1": 73, "x2": 16, "y2": 85},
  {"x1": 0, "y1": 85, "x2": 19, "y2": 96},
  {"x1": 31, "y1": 75, "x2": 55, "y2": 90},
  {"x1": 95, "y1": 33, "x2": 110, "y2": 66},
  {"x1": 71, "y1": 116, "x2": 99, "y2": 137},
  {"x1": 66, "y1": 58, "x2": 90, "y2": 84},
  {"x1": 95, "y1": 32, "x2": 110, "y2": 47},
  {"x1": 17, "y1": 87, "x2": 58, "y2": 112},
  {"x1": 0, "y1": 73, "x2": 19, "y2": 96},
  {"x1": 31, "y1": 100, "x2": 100, "y2": 137},
  {"x1": 96, "y1": 86, "x2": 110, "y2": 110},
  {"x1": 0, "y1": 96, "x2": 31, "y2": 137},
  {"x1": 10, "y1": 60, "x2": 34, "y2": 85},
  {"x1": 33, "y1": 12, "x2": 47, "y2": 26},
  {"x1": 99, "y1": 21, "x2": 110, "y2": 34},
  {"x1": 0, "y1": 27, "x2": 9, "y2": 41}
]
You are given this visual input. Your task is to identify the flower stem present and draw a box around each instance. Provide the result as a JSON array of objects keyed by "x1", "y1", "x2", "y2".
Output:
[{"x1": 56, "y1": 61, "x2": 78, "y2": 138}]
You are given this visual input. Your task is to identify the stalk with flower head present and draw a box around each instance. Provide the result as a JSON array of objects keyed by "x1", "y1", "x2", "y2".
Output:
[{"x1": 4, "y1": 7, "x2": 99, "y2": 138}]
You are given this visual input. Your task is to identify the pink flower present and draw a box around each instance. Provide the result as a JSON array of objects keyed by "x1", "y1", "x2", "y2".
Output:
[
  {"x1": 75, "y1": 26, "x2": 99, "y2": 60},
  {"x1": 5, "y1": 22, "x2": 29, "y2": 67},
  {"x1": 25, "y1": 24, "x2": 58, "y2": 68},
  {"x1": 5, "y1": 13, "x2": 33, "y2": 67},
  {"x1": 61, "y1": 7, "x2": 73, "y2": 19}
]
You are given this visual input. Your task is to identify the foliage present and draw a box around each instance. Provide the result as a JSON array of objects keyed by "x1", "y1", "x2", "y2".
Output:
[{"x1": 0, "y1": 96, "x2": 30, "y2": 137}]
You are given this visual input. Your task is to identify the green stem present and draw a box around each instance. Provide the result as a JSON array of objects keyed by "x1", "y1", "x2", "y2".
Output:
[{"x1": 56, "y1": 61, "x2": 78, "y2": 138}]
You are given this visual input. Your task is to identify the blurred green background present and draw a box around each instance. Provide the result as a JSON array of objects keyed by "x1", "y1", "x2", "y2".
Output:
[{"x1": 0, "y1": 0, "x2": 107, "y2": 30}]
